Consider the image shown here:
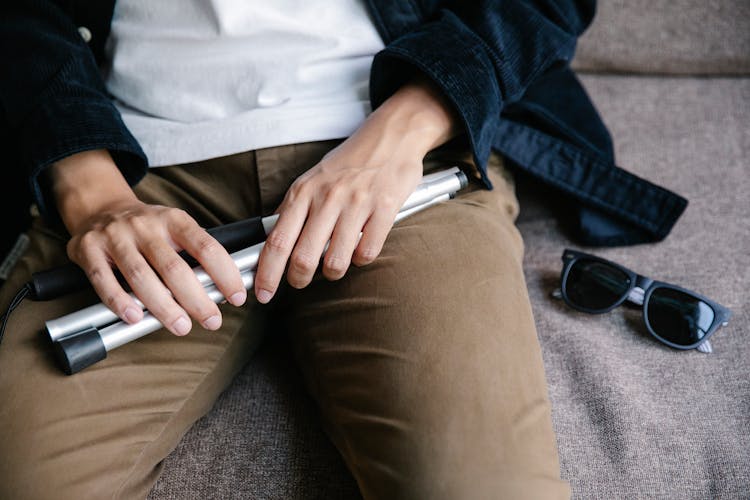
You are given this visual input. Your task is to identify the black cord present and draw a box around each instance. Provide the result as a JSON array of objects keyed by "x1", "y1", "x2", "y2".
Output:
[{"x1": 0, "y1": 283, "x2": 31, "y2": 346}]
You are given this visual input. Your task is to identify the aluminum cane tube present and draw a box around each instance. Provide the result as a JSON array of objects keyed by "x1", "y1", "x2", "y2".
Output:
[
  {"x1": 34, "y1": 168, "x2": 464, "y2": 304},
  {"x1": 29, "y1": 213, "x2": 270, "y2": 301},
  {"x1": 94, "y1": 193, "x2": 452, "y2": 356},
  {"x1": 420, "y1": 166, "x2": 460, "y2": 183},
  {"x1": 53, "y1": 269, "x2": 256, "y2": 375},
  {"x1": 401, "y1": 170, "x2": 466, "y2": 212},
  {"x1": 47, "y1": 237, "x2": 270, "y2": 341},
  {"x1": 46, "y1": 171, "x2": 466, "y2": 341},
  {"x1": 100, "y1": 269, "x2": 256, "y2": 351},
  {"x1": 394, "y1": 193, "x2": 450, "y2": 220},
  {"x1": 54, "y1": 192, "x2": 454, "y2": 374},
  {"x1": 45, "y1": 241, "x2": 264, "y2": 341}
]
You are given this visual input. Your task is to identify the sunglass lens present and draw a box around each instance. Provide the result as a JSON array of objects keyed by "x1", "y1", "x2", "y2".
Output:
[
  {"x1": 565, "y1": 259, "x2": 631, "y2": 311},
  {"x1": 646, "y1": 287, "x2": 715, "y2": 347}
]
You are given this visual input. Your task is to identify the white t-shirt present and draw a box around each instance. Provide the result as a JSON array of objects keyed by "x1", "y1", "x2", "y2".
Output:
[{"x1": 104, "y1": 0, "x2": 385, "y2": 167}]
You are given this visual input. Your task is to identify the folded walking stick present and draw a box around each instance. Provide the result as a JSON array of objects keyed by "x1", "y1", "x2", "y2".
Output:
[{"x1": 29, "y1": 167, "x2": 468, "y2": 374}]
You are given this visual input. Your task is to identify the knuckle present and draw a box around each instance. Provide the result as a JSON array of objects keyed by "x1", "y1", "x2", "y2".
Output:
[
  {"x1": 169, "y1": 207, "x2": 190, "y2": 221},
  {"x1": 169, "y1": 208, "x2": 194, "y2": 229},
  {"x1": 85, "y1": 266, "x2": 107, "y2": 286},
  {"x1": 128, "y1": 214, "x2": 151, "y2": 234},
  {"x1": 377, "y1": 195, "x2": 399, "y2": 213},
  {"x1": 286, "y1": 274, "x2": 309, "y2": 289},
  {"x1": 349, "y1": 188, "x2": 369, "y2": 206},
  {"x1": 109, "y1": 235, "x2": 131, "y2": 257},
  {"x1": 290, "y1": 249, "x2": 317, "y2": 274},
  {"x1": 102, "y1": 222, "x2": 121, "y2": 240},
  {"x1": 265, "y1": 231, "x2": 293, "y2": 254},
  {"x1": 354, "y1": 246, "x2": 378, "y2": 265},
  {"x1": 160, "y1": 256, "x2": 185, "y2": 277},
  {"x1": 194, "y1": 236, "x2": 221, "y2": 259},
  {"x1": 287, "y1": 180, "x2": 309, "y2": 203},
  {"x1": 324, "y1": 254, "x2": 348, "y2": 276},
  {"x1": 67, "y1": 243, "x2": 85, "y2": 265},
  {"x1": 77, "y1": 231, "x2": 100, "y2": 250},
  {"x1": 323, "y1": 183, "x2": 345, "y2": 204},
  {"x1": 121, "y1": 262, "x2": 148, "y2": 284}
]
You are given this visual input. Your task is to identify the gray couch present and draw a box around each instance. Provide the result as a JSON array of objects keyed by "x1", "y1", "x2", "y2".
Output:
[{"x1": 149, "y1": 2, "x2": 750, "y2": 498}]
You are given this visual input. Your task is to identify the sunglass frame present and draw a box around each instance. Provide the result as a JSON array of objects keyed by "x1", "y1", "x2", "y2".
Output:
[{"x1": 560, "y1": 249, "x2": 732, "y2": 350}]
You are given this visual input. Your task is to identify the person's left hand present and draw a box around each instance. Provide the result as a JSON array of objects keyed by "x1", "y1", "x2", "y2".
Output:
[{"x1": 253, "y1": 77, "x2": 460, "y2": 303}]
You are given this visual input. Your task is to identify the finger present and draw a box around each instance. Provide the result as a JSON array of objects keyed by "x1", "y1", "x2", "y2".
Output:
[
  {"x1": 254, "y1": 198, "x2": 310, "y2": 303},
  {"x1": 169, "y1": 212, "x2": 247, "y2": 308},
  {"x1": 286, "y1": 198, "x2": 341, "y2": 289},
  {"x1": 142, "y1": 239, "x2": 223, "y2": 331},
  {"x1": 76, "y1": 241, "x2": 143, "y2": 325},
  {"x1": 352, "y1": 205, "x2": 399, "y2": 267},
  {"x1": 109, "y1": 240, "x2": 192, "y2": 336},
  {"x1": 322, "y1": 205, "x2": 369, "y2": 281}
]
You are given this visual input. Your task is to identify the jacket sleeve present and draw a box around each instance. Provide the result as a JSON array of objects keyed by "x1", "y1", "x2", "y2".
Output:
[
  {"x1": 368, "y1": 0, "x2": 596, "y2": 183},
  {"x1": 0, "y1": 1, "x2": 147, "y2": 223}
]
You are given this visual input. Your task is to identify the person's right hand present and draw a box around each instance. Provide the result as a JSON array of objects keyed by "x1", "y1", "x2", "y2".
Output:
[{"x1": 50, "y1": 149, "x2": 247, "y2": 336}]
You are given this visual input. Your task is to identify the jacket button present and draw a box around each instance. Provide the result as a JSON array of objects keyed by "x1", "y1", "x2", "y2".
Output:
[{"x1": 78, "y1": 26, "x2": 92, "y2": 43}]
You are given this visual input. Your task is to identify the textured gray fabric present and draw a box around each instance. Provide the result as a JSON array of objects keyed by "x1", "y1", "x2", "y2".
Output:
[
  {"x1": 147, "y1": 334, "x2": 361, "y2": 500},
  {"x1": 149, "y1": 75, "x2": 750, "y2": 499},
  {"x1": 572, "y1": 0, "x2": 750, "y2": 75},
  {"x1": 521, "y1": 75, "x2": 750, "y2": 499}
]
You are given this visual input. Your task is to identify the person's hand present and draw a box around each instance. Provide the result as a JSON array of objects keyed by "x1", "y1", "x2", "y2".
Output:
[
  {"x1": 254, "y1": 77, "x2": 460, "y2": 303},
  {"x1": 50, "y1": 149, "x2": 247, "y2": 336}
]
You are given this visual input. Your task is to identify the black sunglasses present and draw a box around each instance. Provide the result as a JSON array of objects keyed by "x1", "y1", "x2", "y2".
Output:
[{"x1": 554, "y1": 249, "x2": 732, "y2": 353}]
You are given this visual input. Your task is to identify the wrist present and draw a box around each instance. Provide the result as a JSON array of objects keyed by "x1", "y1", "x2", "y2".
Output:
[
  {"x1": 50, "y1": 149, "x2": 139, "y2": 233},
  {"x1": 369, "y1": 76, "x2": 461, "y2": 157}
]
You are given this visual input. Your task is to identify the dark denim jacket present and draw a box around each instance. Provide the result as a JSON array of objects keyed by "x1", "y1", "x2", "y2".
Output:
[{"x1": 0, "y1": 0, "x2": 687, "y2": 248}]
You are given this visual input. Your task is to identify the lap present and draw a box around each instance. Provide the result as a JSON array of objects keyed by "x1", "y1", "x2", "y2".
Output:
[{"x1": 0, "y1": 143, "x2": 568, "y2": 499}]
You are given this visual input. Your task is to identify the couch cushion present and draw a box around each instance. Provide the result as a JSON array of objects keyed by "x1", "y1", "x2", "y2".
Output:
[
  {"x1": 149, "y1": 74, "x2": 749, "y2": 499},
  {"x1": 572, "y1": 0, "x2": 750, "y2": 75}
]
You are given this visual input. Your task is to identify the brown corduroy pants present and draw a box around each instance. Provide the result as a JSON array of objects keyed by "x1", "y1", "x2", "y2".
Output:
[{"x1": 0, "y1": 140, "x2": 570, "y2": 499}]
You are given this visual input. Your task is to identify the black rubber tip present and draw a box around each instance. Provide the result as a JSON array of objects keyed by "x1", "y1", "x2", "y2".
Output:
[{"x1": 53, "y1": 327, "x2": 107, "y2": 375}]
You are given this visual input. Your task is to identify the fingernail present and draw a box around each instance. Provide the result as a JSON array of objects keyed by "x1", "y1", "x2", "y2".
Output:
[
  {"x1": 172, "y1": 317, "x2": 191, "y2": 336},
  {"x1": 124, "y1": 307, "x2": 141, "y2": 323},
  {"x1": 256, "y1": 289, "x2": 273, "y2": 304},
  {"x1": 229, "y1": 291, "x2": 247, "y2": 306},
  {"x1": 202, "y1": 314, "x2": 221, "y2": 331}
]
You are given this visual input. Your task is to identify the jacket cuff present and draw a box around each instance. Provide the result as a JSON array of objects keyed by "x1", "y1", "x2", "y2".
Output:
[
  {"x1": 369, "y1": 14, "x2": 503, "y2": 188},
  {"x1": 18, "y1": 63, "x2": 147, "y2": 225}
]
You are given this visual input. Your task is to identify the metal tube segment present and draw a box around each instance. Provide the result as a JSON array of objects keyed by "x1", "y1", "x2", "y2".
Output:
[
  {"x1": 46, "y1": 171, "x2": 464, "y2": 341},
  {"x1": 401, "y1": 171, "x2": 466, "y2": 212},
  {"x1": 100, "y1": 193, "x2": 451, "y2": 351},
  {"x1": 100, "y1": 269, "x2": 256, "y2": 351},
  {"x1": 420, "y1": 166, "x2": 459, "y2": 183},
  {"x1": 53, "y1": 191, "x2": 453, "y2": 374}
]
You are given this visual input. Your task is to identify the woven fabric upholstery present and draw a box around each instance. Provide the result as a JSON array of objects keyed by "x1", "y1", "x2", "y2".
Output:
[{"x1": 572, "y1": 0, "x2": 750, "y2": 75}]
